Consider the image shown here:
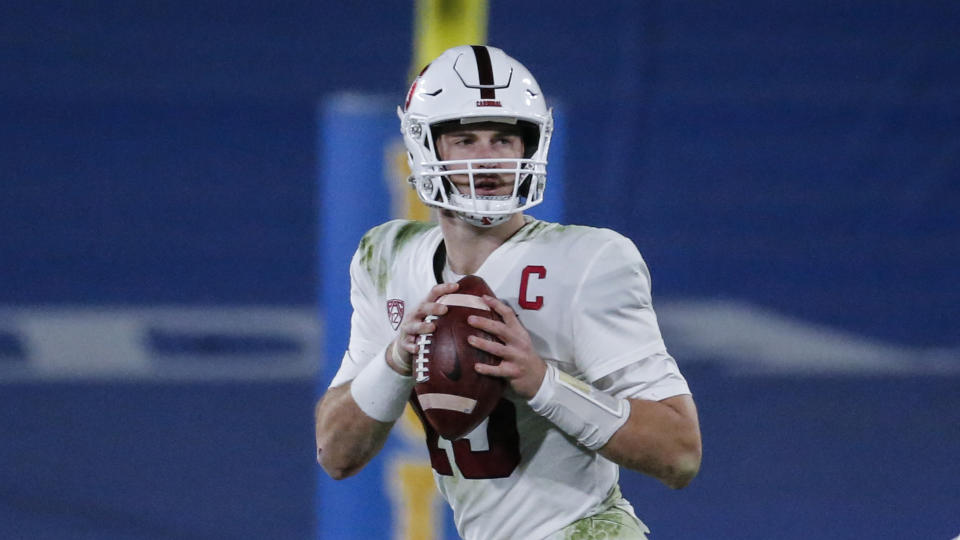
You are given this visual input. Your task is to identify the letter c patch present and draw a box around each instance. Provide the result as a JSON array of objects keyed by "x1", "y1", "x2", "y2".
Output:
[{"x1": 519, "y1": 265, "x2": 546, "y2": 310}]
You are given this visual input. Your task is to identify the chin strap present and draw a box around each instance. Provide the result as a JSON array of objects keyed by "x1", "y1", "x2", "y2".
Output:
[{"x1": 456, "y1": 212, "x2": 513, "y2": 228}]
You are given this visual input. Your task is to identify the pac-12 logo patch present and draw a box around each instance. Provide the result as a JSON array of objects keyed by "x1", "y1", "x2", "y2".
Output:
[{"x1": 387, "y1": 299, "x2": 405, "y2": 330}]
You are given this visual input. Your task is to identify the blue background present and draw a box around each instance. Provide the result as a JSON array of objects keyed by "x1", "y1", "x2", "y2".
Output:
[{"x1": 2, "y1": 2, "x2": 958, "y2": 539}]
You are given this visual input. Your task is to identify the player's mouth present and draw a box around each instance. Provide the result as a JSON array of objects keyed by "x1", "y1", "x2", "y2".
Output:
[{"x1": 469, "y1": 175, "x2": 505, "y2": 196}]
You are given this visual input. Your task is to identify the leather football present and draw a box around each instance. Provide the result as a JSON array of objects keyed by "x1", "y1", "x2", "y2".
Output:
[{"x1": 413, "y1": 275, "x2": 504, "y2": 440}]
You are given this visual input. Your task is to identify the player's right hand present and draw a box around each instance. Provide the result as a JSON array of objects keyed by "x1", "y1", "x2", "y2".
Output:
[{"x1": 391, "y1": 282, "x2": 460, "y2": 370}]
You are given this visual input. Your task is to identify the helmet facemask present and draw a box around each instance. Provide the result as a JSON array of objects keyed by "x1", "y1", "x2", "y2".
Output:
[{"x1": 411, "y1": 119, "x2": 549, "y2": 227}]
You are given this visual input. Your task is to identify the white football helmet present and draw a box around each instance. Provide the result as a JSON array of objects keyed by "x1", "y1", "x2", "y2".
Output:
[{"x1": 398, "y1": 45, "x2": 553, "y2": 227}]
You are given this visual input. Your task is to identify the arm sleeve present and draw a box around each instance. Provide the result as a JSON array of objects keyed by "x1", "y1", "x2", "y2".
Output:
[
  {"x1": 571, "y1": 233, "x2": 670, "y2": 384},
  {"x1": 329, "y1": 247, "x2": 389, "y2": 388}
]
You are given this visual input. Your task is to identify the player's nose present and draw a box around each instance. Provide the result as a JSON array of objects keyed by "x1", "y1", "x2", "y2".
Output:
[
  {"x1": 473, "y1": 141, "x2": 511, "y2": 165},
  {"x1": 473, "y1": 141, "x2": 497, "y2": 160}
]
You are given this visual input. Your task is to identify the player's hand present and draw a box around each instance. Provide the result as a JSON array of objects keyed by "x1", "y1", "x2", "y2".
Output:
[
  {"x1": 468, "y1": 295, "x2": 547, "y2": 399},
  {"x1": 390, "y1": 282, "x2": 460, "y2": 374}
]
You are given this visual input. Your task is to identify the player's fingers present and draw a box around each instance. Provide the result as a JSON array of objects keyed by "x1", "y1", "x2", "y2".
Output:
[
  {"x1": 426, "y1": 282, "x2": 459, "y2": 302},
  {"x1": 469, "y1": 312, "x2": 531, "y2": 354},
  {"x1": 399, "y1": 337, "x2": 417, "y2": 355},
  {"x1": 424, "y1": 301, "x2": 450, "y2": 317},
  {"x1": 474, "y1": 359, "x2": 522, "y2": 381},
  {"x1": 465, "y1": 314, "x2": 505, "y2": 336},
  {"x1": 400, "y1": 321, "x2": 426, "y2": 343},
  {"x1": 473, "y1": 358, "x2": 509, "y2": 376},
  {"x1": 411, "y1": 297, "x2": 448, "y2": 319},
  {"x1": 473, "y1": 361, "x2": 500, "y2": 377},
  {"x1": 482, "y1": 295, "x2": 518, "y2": 324},
  {"x1": 407, "y1": 316, "x2": 439, "y2": 338},
  {"x1": 466, "y1": 334, "x2": 509, "y2": 357},
  {"x1": 405, "y1": 302, "x2": 447, "y2": 333}
]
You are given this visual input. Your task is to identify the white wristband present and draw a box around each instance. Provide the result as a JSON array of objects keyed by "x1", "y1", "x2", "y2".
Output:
[
  {"x1": 350, "y1": 344, "x2": 415, "y2": 423},
  {"x1": 528, "y1": 364, "x2": 631, "y2": 451}
]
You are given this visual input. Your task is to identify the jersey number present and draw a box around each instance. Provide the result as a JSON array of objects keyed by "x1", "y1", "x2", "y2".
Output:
[{"x1": 413, "y1": 399, "x2": 521, "y2": 479}]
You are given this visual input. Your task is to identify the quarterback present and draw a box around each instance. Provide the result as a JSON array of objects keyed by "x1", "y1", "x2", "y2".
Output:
[{"x1": 315, "y1": 45, "x2": 702, "y2": 540}]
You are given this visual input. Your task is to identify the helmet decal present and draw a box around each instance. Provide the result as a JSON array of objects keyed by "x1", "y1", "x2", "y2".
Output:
[
  {"x1": 403, "y1": 78, "x2": 419, "y2": 111},
  {"x1": 471, "y1": 45, "x2": 496, "y2": 100},
  {"x1": 404, "y1": 63, "x2": 432, "y2": 111}
]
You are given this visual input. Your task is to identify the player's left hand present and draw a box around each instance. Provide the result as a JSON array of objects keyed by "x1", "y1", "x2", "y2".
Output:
[{"x1": 467, "y1": 295, "x2": 547, "y2": 399}]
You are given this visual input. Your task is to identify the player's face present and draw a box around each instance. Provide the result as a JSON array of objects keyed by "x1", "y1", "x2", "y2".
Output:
[{"x1": 435, "y1": 124, "x2": 525, "y2": 197}]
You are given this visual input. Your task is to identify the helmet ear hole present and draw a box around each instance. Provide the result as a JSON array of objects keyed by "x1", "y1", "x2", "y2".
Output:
[{"x1": 518, "y1": 120, "x2": 540, "y2": 159}]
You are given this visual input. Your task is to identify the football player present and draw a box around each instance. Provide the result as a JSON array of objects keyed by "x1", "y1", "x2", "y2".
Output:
[{"x1": 315, "y1": 45, "x2": 702, "y2": 540}]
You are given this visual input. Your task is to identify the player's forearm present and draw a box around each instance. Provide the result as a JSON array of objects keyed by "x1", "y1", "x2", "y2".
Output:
[
  {"x1": 599, "y1": 394, "x2": 702, "y2": 489},
  {"x1": 314, "y1": 384, "x2": 393, "y2": 480}
]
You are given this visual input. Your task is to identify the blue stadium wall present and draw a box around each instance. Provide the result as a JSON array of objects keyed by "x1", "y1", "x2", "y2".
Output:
[{"x1": 1, "y1": 2, "x2": 958, "y2": 539}]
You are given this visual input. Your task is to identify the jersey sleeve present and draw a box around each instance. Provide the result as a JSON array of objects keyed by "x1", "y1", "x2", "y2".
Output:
[
  {"x1": 328, "y1": 245, "x2": 388, "y2": 388},
  {"x1": 571, "y1": 232, "x2": 671, "y2": 384},
  {"x1": 593, "y1": 351, "x2": 691, "y2": 402}
]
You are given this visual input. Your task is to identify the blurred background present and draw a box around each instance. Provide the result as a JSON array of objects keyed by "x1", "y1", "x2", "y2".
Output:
[{"x1": 2, "y1": 1, "x2": 958, "y2": 539}]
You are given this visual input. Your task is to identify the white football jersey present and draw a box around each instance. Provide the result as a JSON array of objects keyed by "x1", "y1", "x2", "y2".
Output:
[{"x1": 331, "y1": 218, "x2": 690, "y2": 540}]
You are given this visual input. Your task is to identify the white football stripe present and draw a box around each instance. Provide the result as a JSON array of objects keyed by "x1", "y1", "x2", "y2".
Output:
[
  {"x1": 438, "y1": 293, "x2": 490, "y2": 310},
  {"x1": 418, "y1": 393, "x2": 477, "y2": 414}
]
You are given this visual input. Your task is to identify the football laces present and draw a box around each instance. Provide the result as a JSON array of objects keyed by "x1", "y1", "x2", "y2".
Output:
[{"x1": 415, "y1": 315, "x2": 438, "y2": 383}]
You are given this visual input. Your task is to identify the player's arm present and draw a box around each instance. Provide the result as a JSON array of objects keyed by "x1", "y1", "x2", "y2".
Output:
[
  {"x1": 599, "y1": 393, "x2": 701, "y2": 489},
  {"x1": 315, "y1": 382, "x2": 394, "y2": 480},
  {"x1": 315, "y1": 281, "x2": 459, "y2": 479},
  {"x1": 315, "y1": 245, "x2": 399, "y2": 480},
  {"x1": 526, "y1": 362, "x2": 702, "y2": 489},
  {"x1": 471, "y1": 298, "x2": 701, "y2": 488},
  {"x1": 471, "y1": 233, "x2": 700, "y2": 488}
]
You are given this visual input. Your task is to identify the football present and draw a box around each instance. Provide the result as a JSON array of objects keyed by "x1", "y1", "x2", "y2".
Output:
[{"x1": 413, "y1": 275, "x2": 505, "y2": 440}]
